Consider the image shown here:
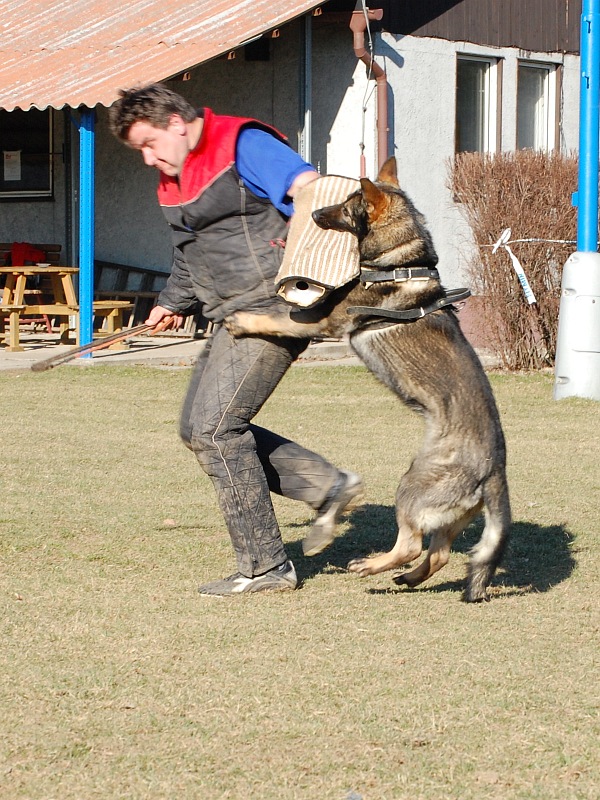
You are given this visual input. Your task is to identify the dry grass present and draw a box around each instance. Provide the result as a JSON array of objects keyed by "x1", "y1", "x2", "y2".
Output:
[{"x1": 1, "y1": 364, "x2": 599, "y2": 799}]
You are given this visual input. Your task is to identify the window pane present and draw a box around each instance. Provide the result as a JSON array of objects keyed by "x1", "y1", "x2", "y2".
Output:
[
  {"x1": 517, "y1": 66, "x2": 548, "y2": 150},
  {"x1": 0, "y1": 108, "x2": 52, "y2": 197},
  {"x1": 456, "y1": 60, "x2": 488, "y2": 153}
]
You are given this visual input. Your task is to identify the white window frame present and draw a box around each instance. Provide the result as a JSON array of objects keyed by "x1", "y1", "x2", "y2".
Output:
[
  {"x1": 517, "y1": 61, "x2": 558, "y2": 152},
  {"x1": 455, "y1": 55, "x2": 499, "y2": 154}
]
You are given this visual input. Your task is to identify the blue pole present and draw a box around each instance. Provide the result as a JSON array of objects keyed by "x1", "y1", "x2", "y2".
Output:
[
  {"x1": 554, "y1": 0, "x2": 600, "y2": 400},
  {"x1": 577, "y1": 0, "x2": 600, "y2": 252},
  {"x1": 78, "y1": 108, "x2": 95, "y2": 350}
]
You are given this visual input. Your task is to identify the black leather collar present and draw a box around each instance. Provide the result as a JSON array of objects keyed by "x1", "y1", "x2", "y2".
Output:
[{"x1": 360, "y1": 266, "x2": 440, "y2": 284}]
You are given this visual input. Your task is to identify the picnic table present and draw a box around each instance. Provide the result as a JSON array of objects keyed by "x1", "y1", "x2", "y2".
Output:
[{"x1": 0, "y1": 265, "x2": 132, "y2": 352}]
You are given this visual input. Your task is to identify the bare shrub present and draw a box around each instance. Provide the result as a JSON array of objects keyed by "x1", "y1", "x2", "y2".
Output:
[{"x1": 449, "y1": 151, "x2": 578, "y2": 370}]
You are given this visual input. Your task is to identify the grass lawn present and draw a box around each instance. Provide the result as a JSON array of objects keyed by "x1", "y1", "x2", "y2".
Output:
[{"x1": 1, "y1": 364, "x2": 598, "y2": 799}]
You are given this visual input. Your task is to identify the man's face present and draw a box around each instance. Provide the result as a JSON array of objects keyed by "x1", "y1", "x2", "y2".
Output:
[{"x1": 126, "y1": 115, "x2": 189, "y2": 177}]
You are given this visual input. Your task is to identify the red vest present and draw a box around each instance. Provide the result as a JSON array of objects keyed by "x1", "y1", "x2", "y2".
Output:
[
  {"x1": 157, "y1": 108, "x2": 284, "y2": 208},
  {"x1": 155, "y1": 109, "x2": 290, "y2": 321}
]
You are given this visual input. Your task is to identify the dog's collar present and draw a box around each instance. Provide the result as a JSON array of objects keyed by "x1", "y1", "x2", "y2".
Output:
[
  {"x1": 359, "y1": 266, "x2": 440, "y2": 284},
  {"x1": 347, "y1": 287, "x2": 471, "y2": 323}
]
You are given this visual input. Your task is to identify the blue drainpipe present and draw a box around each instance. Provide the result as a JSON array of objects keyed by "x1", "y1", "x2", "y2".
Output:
[
  {"x1": 554, "y1": 0, "x2": 600, "y2": 400},
  {"x1": 78, "y1": 108, "x2": 95, "y2": 352},
  {"x1": 576, "y1": 0, "x2": 600, "y2": 252}
]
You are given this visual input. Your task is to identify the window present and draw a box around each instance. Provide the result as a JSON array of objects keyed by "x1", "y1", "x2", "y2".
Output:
[
  {"x1": 456, "y1": 56, "x2": 499, "y2": 153},
  {"x1": 0, "y1": 108, "x2": 53, "y2": 199},
  {"x1": 517, "y1": 62, "x2": 557, "y2": 151}
]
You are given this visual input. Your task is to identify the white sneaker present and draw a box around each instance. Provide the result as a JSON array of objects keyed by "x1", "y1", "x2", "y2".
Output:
[
  {"x1": 303, "y1": 471, "x2": 364, "y2": 556},
  {"x1": 198, "y1": 560, "x2": 297, "y2": 596}
]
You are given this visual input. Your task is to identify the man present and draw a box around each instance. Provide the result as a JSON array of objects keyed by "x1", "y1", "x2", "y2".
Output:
[{"x1": 109, "y1": 84, "x2": 363, "y2": 596}]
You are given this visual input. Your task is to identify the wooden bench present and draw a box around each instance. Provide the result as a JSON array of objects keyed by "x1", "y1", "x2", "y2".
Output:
[
  {"x1": 94, "y1": 260, "x2": 212, "y2": 336},
  {"x1": 1, "y1": 249, "x2": 209, "y2": 347},
  {"x1": 0, "y1": 305, "x2": 26, "y2": 350},
  {"x1": 94, "y1": 260, "x2": 168, "y2": 327},
  {"x1": 0, "y1": 253, "x2": 134, "y2": 350},
  {"x1": 0, "y1": 242, "x2": 62, "y2": 332},
  {"x1": 18, "y1": 300, "x2": 134, "y2": 344},
  {"x1": 0, "y1": 246, "x2": 136, "y2": 330}
]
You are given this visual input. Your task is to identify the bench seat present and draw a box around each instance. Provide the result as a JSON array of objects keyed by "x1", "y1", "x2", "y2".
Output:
[{"x1": 1, "y1": 300, "x2": 134, "y2": 350}]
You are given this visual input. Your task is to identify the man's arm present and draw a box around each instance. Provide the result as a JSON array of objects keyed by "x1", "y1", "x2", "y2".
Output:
[
  {"x1": 146, "y1": 246, "x2": 198, "y2": 329},
  {"x1": 235, "y1": 127, "x2": 319, "y2": 215}
]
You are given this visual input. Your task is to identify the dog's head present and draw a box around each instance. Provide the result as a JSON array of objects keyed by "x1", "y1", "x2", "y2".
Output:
[
  {"x1": 312, "y1": 157, "x2": 438, "y2": 268},
  {"x1": 311, "y1": 189, "x2": 370, "y2": 239}
]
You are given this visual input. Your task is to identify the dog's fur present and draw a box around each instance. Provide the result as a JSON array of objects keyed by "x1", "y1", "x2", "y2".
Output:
[{"x1": 226, "y1": 158, "x2": 511, "y2": 601}]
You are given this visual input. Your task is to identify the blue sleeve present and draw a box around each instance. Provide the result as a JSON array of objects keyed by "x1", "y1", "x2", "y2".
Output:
[{"x1": 235, "y1": 127, "x2": 316, "y2": 217}]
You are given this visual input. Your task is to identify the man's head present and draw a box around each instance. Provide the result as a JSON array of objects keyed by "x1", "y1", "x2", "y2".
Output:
[{"x1": 109, "y1": 84, "x2": 201, "y2": 177}]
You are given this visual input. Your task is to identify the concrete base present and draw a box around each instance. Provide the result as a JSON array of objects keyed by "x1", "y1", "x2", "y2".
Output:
[{"x1": 554, "y1": 252, "x2": 600, "y2": 401}]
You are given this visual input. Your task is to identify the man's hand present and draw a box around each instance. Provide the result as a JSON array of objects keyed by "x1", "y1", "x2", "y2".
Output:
[
  {"x1": 145, "y1": 304, "x2": 184, "y2": 332},
  {"x1": 287, "y1": 169, "x2": 319, "y2": 200}
]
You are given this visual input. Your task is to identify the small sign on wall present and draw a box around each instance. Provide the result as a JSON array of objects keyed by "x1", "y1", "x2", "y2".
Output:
[
  {"x1": 3, "y1": 150, "x2": 22, "y2": 182},
  {"x1": 0, "y1": 109, "x2": 53, "y2": 199}
]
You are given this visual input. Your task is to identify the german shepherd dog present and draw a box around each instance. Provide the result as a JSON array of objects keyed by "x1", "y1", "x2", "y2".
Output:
[{"x1": 226, "y1": 157, "x2": 511, "y2": 602}]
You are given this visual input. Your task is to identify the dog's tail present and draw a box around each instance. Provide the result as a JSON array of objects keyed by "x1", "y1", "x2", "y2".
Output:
[{"x1": 465, "y1": 470, "x2": 511, "y2": 602}]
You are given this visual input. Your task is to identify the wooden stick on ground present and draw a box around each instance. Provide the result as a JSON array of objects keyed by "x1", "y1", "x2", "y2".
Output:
[{"x1": 31, "y1": 323, "x2": 154, "y2": 372}]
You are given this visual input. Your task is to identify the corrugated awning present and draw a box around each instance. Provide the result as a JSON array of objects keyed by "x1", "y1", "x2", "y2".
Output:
[{"x1": 0, "y1": 0, "x2": 325, "y2": 112}]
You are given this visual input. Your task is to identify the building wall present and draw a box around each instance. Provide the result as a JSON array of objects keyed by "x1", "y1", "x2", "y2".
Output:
[
  {"x1": 0, "y1": 14, "x2": 581, "y2": 291},
  {"x1": 380, "y1": 0, "x2": 581, "y2": 53},
  {"x1": 379, "y1": 32, "x2": 580, "y2": 286},
  {"x1": 91, "y1": 18, "x2": 374, "y2": 271}
]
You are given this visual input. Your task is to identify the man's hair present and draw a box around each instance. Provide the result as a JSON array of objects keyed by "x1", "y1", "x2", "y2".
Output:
[{"x1": 108, "y1": 83, "x2": 197, "y2": 141}]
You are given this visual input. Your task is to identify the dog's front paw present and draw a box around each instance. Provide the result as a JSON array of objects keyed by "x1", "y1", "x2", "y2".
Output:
[
  {"x1": 347, "y1": 557, "x2": 374, "y2": 578},
  {"x1": 224, "y1": 312, "x2": 251, "y2": 337}
]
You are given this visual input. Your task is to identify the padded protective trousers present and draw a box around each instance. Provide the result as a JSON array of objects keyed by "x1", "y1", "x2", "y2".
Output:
[{"x1": 180, "y1": 325, "x2": 340, "y2": 576}]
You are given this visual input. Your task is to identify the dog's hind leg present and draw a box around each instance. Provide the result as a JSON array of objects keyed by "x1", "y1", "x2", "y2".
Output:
[
  {"x1": 393, "y1": 503, "x2": 483, "y2": 589},
  {"x1": 393, "y1": 529, "x2": 455, "y2": 588},
  {"x1": 465, "y1": 471, "x2": 511, "y2": 602},
  {"x1": 348, "y1": 520, "x2": 423, "y2": 577}
]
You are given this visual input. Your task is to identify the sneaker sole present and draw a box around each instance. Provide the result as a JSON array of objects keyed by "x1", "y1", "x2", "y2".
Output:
[{"x1": 198, "y1": 583, "x2": 296, "y2": 597}]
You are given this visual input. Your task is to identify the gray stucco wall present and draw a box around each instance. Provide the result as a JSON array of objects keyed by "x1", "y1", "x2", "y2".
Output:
[
  {"x1": 379, "y1": 33, "x2": 580, "y2": 287},
  {"x1": 0, "y1": 19, "x2": 580, "y2": 291},
  {"x1": 91, "y1": 19, "x2": 373, "y2": 272}
]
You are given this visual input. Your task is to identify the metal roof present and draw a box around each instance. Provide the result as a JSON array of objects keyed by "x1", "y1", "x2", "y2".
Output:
[{"x1": 0, "y1": 0, "x2": 325, "y2": 112}]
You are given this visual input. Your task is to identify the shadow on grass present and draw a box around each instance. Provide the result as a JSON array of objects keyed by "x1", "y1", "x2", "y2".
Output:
[{"x1": 288, "y1": 503, "x2": 576, "y2": 597}]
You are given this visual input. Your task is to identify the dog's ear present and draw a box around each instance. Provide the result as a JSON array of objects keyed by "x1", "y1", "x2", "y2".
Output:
[
  {"x1": 360, "y1": 178, "x2": 388, "y2": 220},
  {"x1": 376, "y1": 156, "x2": 399, "y2": 187}
]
